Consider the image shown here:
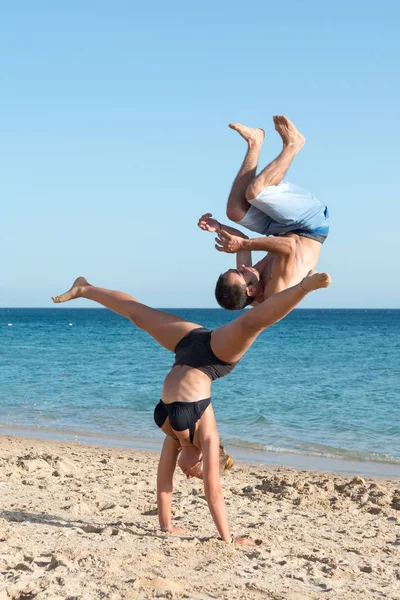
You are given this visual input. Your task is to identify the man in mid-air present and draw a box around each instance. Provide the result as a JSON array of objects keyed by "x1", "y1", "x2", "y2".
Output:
[{"x1": 199, "y1": 116, "x2": 329, "y2": 310}]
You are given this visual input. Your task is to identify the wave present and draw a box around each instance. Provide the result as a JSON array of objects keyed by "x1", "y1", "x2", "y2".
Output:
[{"x1": 225, "y1": 437, "x2": 400, "y2": 465}]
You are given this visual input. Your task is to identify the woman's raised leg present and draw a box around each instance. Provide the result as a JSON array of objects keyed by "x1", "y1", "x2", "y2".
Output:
[
  {"x1": 52, "y1": 277, "x2": 202, "y2": 352},
  {"x1": 211, "y1": 271, "x2": 331, "y2": 362}
]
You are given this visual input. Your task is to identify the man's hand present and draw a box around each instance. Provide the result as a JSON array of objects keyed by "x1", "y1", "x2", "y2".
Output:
[
  {"x1": 198, "y1": 217, "x2": 252, "y2": 270},
  {"x1": 215, "y1": 230, "x2": 244, "y2": 254},
  {"x1": 198, "y1": 213, "x2": 221, "y2": 233}
]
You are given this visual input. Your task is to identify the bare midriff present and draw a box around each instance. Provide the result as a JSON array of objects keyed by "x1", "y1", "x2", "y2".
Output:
[
  {"x1": 162, "y1": 365, "x2": 212, "y2": 404},
  {"x1": 289, "y1": 233, "x2": 321, "y2": 266},
  {"x1": 261, "y1": 234, "x2": 322, "y2": 300},
  {"x1": 285, "y1": 235, "x2": 321, "y2": 287}
]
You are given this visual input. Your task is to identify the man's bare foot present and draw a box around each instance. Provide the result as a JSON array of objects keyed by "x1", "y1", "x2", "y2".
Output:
[
  {"x1": 301, "y1": 270, "x2": 331, "y2": 293},
  {"x1": 273, "y1": 115, "x2": 305, "y2": 151},
  {"x1": 229, "y1": 123, "x2": 265, "y2": 146},
  {"x1": 52, "y1": 277, "x2": 90, "y2": 303}
]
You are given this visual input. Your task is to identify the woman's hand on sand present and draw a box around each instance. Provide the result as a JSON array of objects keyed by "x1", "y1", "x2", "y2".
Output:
[{"x1": 233, "y1": 536, "x2": 257, "y2": 546}]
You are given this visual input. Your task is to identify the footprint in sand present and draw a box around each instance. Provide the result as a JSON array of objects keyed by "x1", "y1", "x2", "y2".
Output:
[{"x1": 133, "y1": 576, "x2": 185, "y2": 593}]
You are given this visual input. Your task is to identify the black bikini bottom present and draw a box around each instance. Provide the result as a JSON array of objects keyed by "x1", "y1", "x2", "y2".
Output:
[{"x1": 154, "y1": 398, "x2": 211, "y2": 443}]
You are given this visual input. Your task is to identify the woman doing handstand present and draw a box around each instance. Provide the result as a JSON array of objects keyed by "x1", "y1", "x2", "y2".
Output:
[{"x1": 52, "y1": 270, "x2": 330, "y2": 545}]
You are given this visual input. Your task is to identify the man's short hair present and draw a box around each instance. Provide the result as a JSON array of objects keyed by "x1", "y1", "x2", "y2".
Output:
[{"x1": 215, "y1": 272, "x2": 253, "y2": 310}]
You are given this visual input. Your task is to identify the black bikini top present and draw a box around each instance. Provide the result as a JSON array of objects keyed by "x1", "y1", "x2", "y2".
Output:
[{"x1": 173, "y1": 327, "x2": 238, "y2": 381}]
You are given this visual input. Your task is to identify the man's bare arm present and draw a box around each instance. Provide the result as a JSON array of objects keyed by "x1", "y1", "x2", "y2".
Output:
[
  {"x1": 214, "y1": 231, "x2": 298, "y2": 294},
  {"x1": 198, "y1": 213, "x2": 252, "y2": 268},
  {"x1": 233, "y1": 236, "x2": 296, "y2": 256},
  {"x1": 218, "y1": 223, "x2": 247, "y2": 238},
  {"x1": 218, "y1": 224, "x2": 252, "y2": 269}
]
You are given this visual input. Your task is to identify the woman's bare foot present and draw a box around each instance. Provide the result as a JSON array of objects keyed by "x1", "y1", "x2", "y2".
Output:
[
  {"x1": 234, "y1": 536, "x2": 257, "y2": 546},
  {"x1": 273, "y1": 115, "x2": 305, "y2": 151},
  {"x1": 229, "y1": 123, "x2": 265, "y2": 146},
  {"x1": 162, "y1": 526, "x2": 185, "y2": 536},
  {"x1": 301, "y1": 270, "x2": 331, "y2": 293},
  {"x1": 52, "y1": 277, "x2": 91, "y2": 303}
]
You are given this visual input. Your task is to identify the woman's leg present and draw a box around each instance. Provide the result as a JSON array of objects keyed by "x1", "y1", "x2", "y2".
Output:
[
  {"x1": 211, "y1": 271, "x2": 331, "y2": 363},
  {"x1": 52, "y1": 277, "x2": 202, "y2": 352}
]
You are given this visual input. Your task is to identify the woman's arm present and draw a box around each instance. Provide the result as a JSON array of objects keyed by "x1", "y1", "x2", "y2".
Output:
[
  {"x1": 199, "y1": 411, "x2": 257, "y2": 546},
  {"x1": 200, "y1": 423, "x2": 231, "y2": 542},
  {"x1": 157, "y1": 436, "x2": 181, "y2": 532}
]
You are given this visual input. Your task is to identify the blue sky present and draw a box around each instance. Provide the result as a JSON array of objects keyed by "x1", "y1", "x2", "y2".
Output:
[{"x1": 1, "y1": 1, "x2": 399, "y2": 308}]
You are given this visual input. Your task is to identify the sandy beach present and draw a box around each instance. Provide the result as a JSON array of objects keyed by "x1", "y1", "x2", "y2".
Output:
[{"x1": 0, "y1": 435, "x2": 399, "y2": 600}]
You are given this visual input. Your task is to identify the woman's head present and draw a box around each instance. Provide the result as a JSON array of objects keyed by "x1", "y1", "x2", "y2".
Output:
[
  {"x1": 177, "y1": 443, "x2": 234, "y2": 480},
  {"x1": 178, "y1": 446, "x2": 203, "y2": 479},
  {"x1": 219, "y1": 443, "x2": 234, "y2": 472}
]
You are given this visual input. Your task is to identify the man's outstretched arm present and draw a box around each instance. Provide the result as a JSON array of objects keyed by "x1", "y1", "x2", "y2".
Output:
[
  {"x1": 215, "y1": 230, "x2": 295, "y2": 257},
  {"x1": 198, "y1": 213, "x2": 252, "y2": 269},
  {"x1": 216, "y1": 230, "x2": 297, "y2": 296}
]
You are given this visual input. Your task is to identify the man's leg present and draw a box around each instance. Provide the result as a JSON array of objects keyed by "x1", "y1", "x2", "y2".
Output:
[
  {"x1": 52, "y1": 277, "x2": 202, "y2": 352},
  {"x1": 245, "y1": 115, "x2": 305, "y2": 201},
  {"x1": 226, "y1": 124, "x2": 264, "y2": 223}
]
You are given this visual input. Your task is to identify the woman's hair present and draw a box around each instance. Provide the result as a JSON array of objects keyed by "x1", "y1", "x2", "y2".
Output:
[
  {"x1": 177, "y1": 442, "x2": 233, "y2": 474},
  {"x1": 219, "y1": 443, "x2": 234, "y2": 472}
]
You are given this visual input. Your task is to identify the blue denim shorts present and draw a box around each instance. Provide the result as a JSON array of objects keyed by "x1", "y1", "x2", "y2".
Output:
[{"x1": 238, "y1": 181, "x2": 329, "y2": 243}]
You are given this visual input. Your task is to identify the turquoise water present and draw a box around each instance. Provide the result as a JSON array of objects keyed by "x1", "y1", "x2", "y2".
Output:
[{"x1": 1, "y1": 308, "x2": 399, "y2": 466}]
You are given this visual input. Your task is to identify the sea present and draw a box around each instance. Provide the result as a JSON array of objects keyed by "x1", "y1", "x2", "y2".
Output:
[{"x1": 1, "y1": 308, "x2": 399, "y2": 477}]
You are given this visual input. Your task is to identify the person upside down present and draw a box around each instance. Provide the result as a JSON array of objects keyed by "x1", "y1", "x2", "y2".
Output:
[{"x1": 199, "y1": 115, "x2": 330, "y2": 310}]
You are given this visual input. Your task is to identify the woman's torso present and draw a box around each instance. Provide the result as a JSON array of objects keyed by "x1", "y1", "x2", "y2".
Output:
[
  {"x1": 162, "y1": 364, "x2": 212, "y2": 404},
  {"x1": 162, "y1": 327, "x2": 237, "y2": 405}
]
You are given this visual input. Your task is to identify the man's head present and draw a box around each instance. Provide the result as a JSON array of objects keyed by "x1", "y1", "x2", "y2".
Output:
[{"x1": 215, "y1": 265, "x2": 262, "y2": 310}]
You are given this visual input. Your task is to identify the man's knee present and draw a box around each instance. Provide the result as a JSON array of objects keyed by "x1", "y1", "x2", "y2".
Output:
[
  {"x1": 226, "y1": 205, "x2": 245, "y2": 223},
  {"x1": 245, "y1": 181, "x2": 263, "y2": 202}
]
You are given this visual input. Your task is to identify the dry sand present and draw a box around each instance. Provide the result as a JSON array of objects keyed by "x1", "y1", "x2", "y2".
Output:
[{"x1": 0, "y1": 434, "x2": 399, "y2": 600}]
